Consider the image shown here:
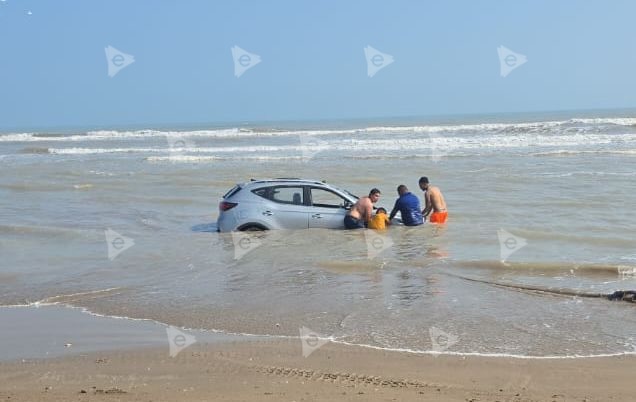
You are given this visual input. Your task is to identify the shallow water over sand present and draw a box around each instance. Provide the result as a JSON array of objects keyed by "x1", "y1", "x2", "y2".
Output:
[{"x1": 1, "y1": 113, "x2": 635, "y2": 357}]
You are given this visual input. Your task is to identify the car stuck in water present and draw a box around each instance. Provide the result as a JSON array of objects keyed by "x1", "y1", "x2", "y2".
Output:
[{"x1": 217, "y1": 178, "x2": 359, "y2": 232}]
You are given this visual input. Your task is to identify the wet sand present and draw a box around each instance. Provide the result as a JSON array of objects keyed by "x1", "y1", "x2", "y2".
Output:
[
  {"x1": 1, "y1": 299, "x2": 635, "y2": 401},
  {"x1": 2, "y1": 339, "x2": 634, "y2": 402}
]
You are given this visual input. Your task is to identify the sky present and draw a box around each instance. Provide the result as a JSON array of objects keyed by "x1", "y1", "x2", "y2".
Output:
[{"x1": 1, "y1": 0, "x2": 635, "y2": 130}]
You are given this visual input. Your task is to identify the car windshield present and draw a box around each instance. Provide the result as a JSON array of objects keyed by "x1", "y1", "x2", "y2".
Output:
[
  {"x1": 332, "y1": 186, "x2": 358, "y2": 200},
  {"x1": 345, "y1": 190, "x2": 359, "y2": 199}
]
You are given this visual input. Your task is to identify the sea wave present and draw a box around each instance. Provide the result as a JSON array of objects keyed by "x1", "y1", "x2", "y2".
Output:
[
  {"x1": 0, "y1": 224, "x2": 96, "y2": 236},
  {"x1": 38, "y1": 132, "x2": 636, "y2": 156},
  {"x1": 530, "y1": 149, "x2": 636, "y2": 157},
  {"x1": 570, "y1": 117, "x2": 636, "y2": 126},
  {"x1": 145, "y1": 155, "x2": 303, "y2": 162},
  {"x1": 451, "y1": 260, "x2": 636, "y2": 277},
  {"x1": 536, "y1": 171, "x2": 636, "y2": 178},
  {"x1": 2, "y1": 117, "x2": 636, "y2": 143}
]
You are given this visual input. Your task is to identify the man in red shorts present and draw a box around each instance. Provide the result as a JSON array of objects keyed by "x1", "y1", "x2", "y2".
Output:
[{"x1": 419, "y1": 177, "x2": 448, "y2": 224}]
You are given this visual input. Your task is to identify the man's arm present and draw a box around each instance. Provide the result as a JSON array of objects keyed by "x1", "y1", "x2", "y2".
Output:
[
  {"x1": 389, "y1": 199, "x2": 400, "y2": 220},
  {"x1": 364, "y1": 199, "x2": 373, "y2": 222},
  {"x1": 422, "y1": 192, "x2": 432, "y2": 218}
]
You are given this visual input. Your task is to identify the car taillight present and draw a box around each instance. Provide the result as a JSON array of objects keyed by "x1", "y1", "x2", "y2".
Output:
[{"x1": 219, "y1": 201, "x2": 238, "y2": 211}]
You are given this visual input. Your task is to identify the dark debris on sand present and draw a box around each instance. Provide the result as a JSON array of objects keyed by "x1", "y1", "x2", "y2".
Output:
[{"x1": 607, "y1": 290, "x2": 636, "y2": 303}]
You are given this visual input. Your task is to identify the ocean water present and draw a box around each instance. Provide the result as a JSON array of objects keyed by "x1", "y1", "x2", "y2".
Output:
[{"x1": 1, "y1": 110, "x2": 635, "y2": 358}]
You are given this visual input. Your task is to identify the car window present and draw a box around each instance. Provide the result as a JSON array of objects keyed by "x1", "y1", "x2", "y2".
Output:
[
  {"x1": 269, "y1": 186, "x2": 305, "y2": 205},
  {"x1": 252, "y1": 187, "x2": 269, "y2": 198},
  {"x1": 310, "y1": 188, "x2": 347, "y2": 208}
]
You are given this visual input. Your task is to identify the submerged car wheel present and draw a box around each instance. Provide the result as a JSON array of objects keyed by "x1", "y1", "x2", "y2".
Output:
[{"x1": 238, "y1": 223, "x2": 268, "y2": 231}]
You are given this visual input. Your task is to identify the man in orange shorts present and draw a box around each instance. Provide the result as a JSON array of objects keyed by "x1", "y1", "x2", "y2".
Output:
[{"x1": 419, "y1": 176, "x2": 448, "y2": 224}]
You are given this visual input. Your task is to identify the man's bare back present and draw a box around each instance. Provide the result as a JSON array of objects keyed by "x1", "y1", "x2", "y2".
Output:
[
  {"x1": 349, "y1": 196, "x2": 373, "y2": 222},
  {"x1": 344, "y1": 188, "x2": 382, "y2": 229},
  {"x1": 425, "y1": 186, "x2": 446, "y2": 213}
]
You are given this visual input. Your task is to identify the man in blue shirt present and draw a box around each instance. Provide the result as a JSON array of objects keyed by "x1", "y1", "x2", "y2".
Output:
[{"x1": 389, "y1": 185, "x2": 423, "y2": 226}]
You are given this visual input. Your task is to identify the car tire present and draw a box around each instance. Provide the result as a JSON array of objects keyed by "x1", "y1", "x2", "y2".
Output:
[{"x1": 238, "y1": 224, "x2": 268, "y2": 231}]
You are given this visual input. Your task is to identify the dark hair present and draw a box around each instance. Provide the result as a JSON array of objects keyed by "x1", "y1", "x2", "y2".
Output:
[
  {"x1": 369, "y1": 188, "x2": 381, "y2": 196},
  {"x1": 419, "y1": 176, "x2": 429, "y2": 184},
  {"x1": 377, "y1": 207, "x2": 387, "y2": 214},
  {"x1": 397, "y1": 184, "x2": 408, "y2": 193}
]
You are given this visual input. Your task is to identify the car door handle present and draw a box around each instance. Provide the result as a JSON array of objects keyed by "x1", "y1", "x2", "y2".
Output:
[
  {"x1": 262, "y1": 211, "x2": 273, "y2": 216},
  {"x1": 311, "y1": 214, "x2": 322, "y2": 219}
]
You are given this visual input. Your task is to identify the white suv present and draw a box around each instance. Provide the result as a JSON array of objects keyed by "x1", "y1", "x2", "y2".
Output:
[{"x1": 217, "y1": 178, "x2": 359, "y2": 232}]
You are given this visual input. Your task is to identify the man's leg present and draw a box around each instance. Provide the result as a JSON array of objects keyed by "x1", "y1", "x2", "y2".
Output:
[{"x1": 344, "y1": 215, "x2": 364, "y2": 229}]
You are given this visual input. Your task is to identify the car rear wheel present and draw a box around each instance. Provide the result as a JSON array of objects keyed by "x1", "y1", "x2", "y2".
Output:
[{"x1": 238, "y1": 224, "x2": 268, "y2": 231}]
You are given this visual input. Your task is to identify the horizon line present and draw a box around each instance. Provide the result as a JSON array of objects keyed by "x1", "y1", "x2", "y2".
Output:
[{"x1": 2, "y1": 106, "x2": 635, "y2": 134}]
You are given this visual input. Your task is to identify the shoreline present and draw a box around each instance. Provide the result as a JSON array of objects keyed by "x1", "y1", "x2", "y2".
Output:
[{"x1": 2, "y1": 304, "x2": 635, "y2": 363}]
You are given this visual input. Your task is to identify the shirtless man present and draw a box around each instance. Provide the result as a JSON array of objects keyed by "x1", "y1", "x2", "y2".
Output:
[
  {"x1": 344, "y1": 188, "x2": 381, "y2": 229},
  {"x1": 419, "y1": 177, "x2": 448, "y2": 224}
]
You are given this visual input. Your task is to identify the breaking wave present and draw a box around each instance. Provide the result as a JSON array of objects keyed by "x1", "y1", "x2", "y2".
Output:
[{"x1": 2, "y1": 117, "x2": 636, "y2": 143}]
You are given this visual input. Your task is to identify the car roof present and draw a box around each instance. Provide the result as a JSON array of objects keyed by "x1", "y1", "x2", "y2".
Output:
[
  {"x1": 244, "y1": 178, "x2": 328, "y2": 186},
  {"x1": 231, "y1": 178, "x2": 359, "y2": 200}
]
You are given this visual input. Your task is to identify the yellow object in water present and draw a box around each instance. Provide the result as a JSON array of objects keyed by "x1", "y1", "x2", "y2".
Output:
[{"x1": 367, "y1": 211, "x2": 389, "y2": 230}]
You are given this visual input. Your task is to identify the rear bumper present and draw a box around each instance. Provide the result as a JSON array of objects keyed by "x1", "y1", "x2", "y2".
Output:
[{"x1": 217, "y1": 212, "x2": 238, "y2": 232}]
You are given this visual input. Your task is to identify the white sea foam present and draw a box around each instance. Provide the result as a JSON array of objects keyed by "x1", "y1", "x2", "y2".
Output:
[
  {"x1": 2, "y1": 117, "x2": 635, "y2": 143},
  {"x1": 2, "y1": 302, "x2": 633, "y2": 359},
  {"x1": 49, "y1": 145, "x2": 310, "y2": 154},
  {"x1": 49, "y1": 147, "x2": 162, "y2": 154},
  {"x1": 145, "y1": 155, "x2": 304, "y2": 162},
  {"x1": 0, "y1": 129, "x2": 242, "y2": 142},
  {"x1": 570, "y1": 117, "x2": 636, "y2": 126},
  {"x1": 537, "y1": 171, "x2": 636, "y2": 178},
  {"x1": 530, "y1": 149, "x2": 636, "y2": 157},
  {"x1": 43, "y1": 132, "x2": 636, "y2": 157}
]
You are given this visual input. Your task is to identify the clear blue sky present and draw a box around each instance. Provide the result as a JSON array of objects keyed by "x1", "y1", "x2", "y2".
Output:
[{"x1": 1, "y1": 0, "x2": 635, "y2": 129}]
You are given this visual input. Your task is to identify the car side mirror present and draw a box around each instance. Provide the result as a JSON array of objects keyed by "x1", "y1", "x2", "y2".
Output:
[{"x1": 343, "y1": 200, "x2": 353, "y2": 210}]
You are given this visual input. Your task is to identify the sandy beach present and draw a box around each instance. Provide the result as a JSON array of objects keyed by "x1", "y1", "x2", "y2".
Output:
[{"x1": 1, "y1": 338, "x2": 634, "y2": 402}]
